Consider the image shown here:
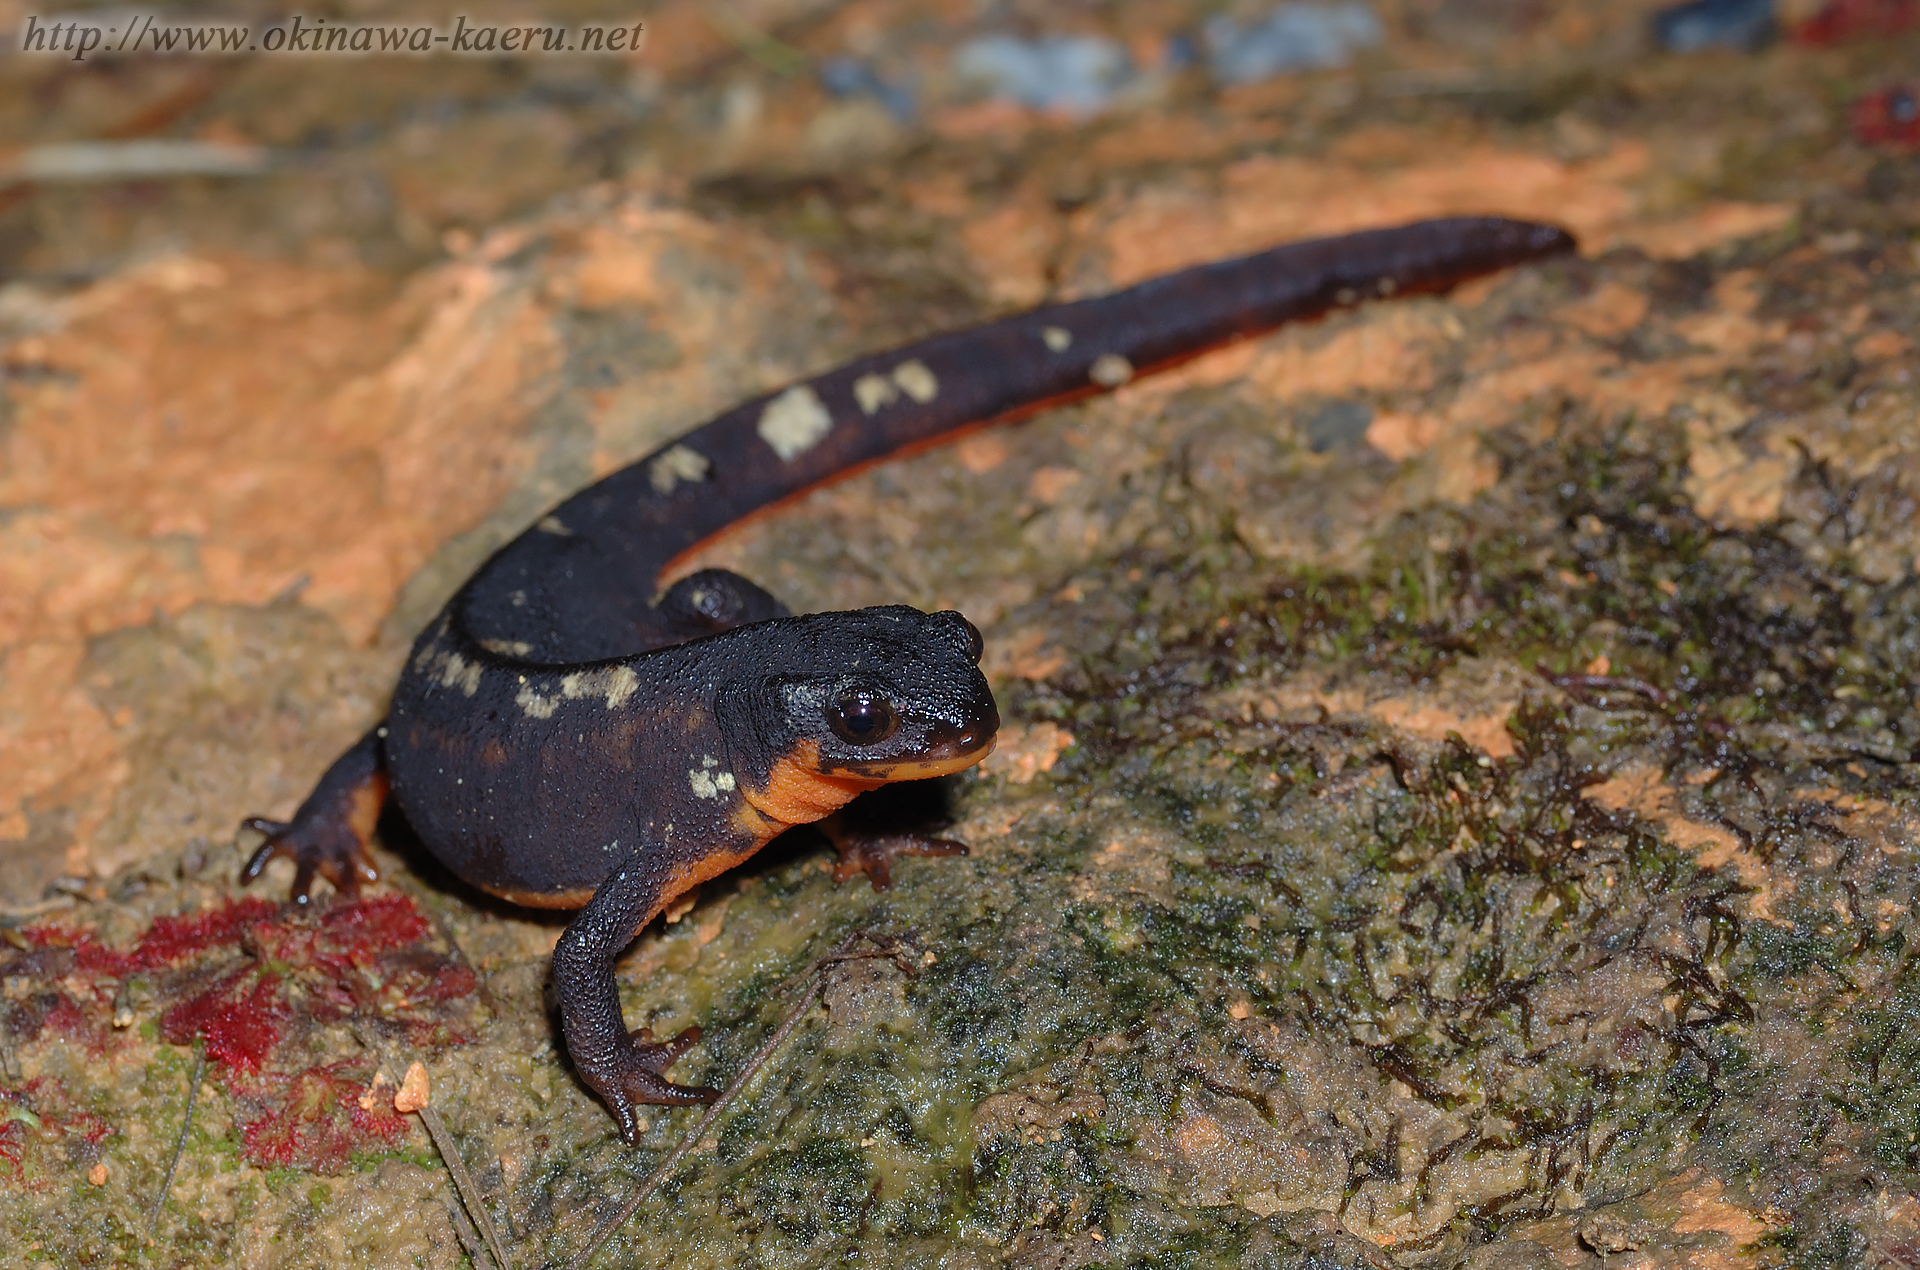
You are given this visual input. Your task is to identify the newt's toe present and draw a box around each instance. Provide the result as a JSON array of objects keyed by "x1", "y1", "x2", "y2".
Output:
[
  {"x1": 238, "y1": 814, "x2": 380, "y2": 906},
  {"x1": 237, "y1": 728, "x2": 390, "y2": 905},
  {"x1": 600, "y1": 1027, "x2": 720, "y2": 1144}
]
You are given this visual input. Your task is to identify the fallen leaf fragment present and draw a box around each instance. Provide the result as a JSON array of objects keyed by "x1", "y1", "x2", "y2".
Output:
[{"x1": 394, "y1": 1062, "x2": 431, "y2": 1113}]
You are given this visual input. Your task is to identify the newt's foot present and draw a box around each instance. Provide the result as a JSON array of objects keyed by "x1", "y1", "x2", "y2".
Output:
[
  {"x1": 597, "y1": 1026, "x2": 720, "y2": 1145},
  {"x1": 821, "y1": 816, "x2": 968, "y2": 891},
  {"x1": 238, "y1": 728, "x2": 388, "y2": 905},
  {"x1": 238, "y1": 814, "x2": 380, "y2": 906}
]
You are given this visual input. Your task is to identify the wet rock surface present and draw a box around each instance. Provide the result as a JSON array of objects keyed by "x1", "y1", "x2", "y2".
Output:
[{"x1": 3, "y1": 0, "x2": 1920, "y2": 1266}]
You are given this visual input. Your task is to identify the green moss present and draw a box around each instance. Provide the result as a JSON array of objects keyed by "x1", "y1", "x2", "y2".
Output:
[
  {"x1": 351, "y1": 1145, "x2": 437, "y2": 1172},
  {"x1": 262, "y1": 1166, "x2": 306, "y2": 1195}
]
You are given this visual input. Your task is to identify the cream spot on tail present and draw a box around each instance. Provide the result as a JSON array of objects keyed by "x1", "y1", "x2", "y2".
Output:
[
  {"x1": 1041, "y1": 325, "x2": 1072, "y2": 352},
  {"x1": 536, "y1": 515, "x2": 573, "y2": 536},
  {"x1": 649, "y1": 444, "x2": 711, "y2": 493},
  {"x1": 479, "y1": 638, "x2": 532, "y2": 657},
  {"x1": 891, "y1": 359, "x2": 938, "y2": 403},
  {"x1": 1089, "y1": 353, "x2": 1133, "y2": 387},
  {"x1": 853, "y1": 373, "x2": 898, "y2": 415},
  {"x1": 758, "y1": 385, "x2": 834, "y2": 460}
]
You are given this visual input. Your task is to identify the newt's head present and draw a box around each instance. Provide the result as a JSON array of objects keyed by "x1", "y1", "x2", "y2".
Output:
[
  {"x1": 717, "y1": 606, "x2": 998, "y2": 809},
  {"x1": 783, "y1": 606, "x2": 997, "y2": 780}
]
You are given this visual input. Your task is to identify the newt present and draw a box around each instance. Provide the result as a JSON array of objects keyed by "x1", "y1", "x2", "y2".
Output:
[{"x1": 239, "y1": 215, "x2": 1575, "y2": 1142}]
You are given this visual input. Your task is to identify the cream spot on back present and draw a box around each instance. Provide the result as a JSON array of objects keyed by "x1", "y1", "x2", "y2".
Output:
[
  {"x1": 853, "y1": 373, "x2": 899, "y2": 415},
  {"x1": 649, "y1": 444, "x2": 712, "y2": 493},
  {"x1": 536, "y1": 515, "x2": 573, "y2": 536},
  {"x1": 516, "y1": 683, "x2": 558, "y2": 718},
  {"x1": 440, "y1": 651, "x2": 482, "y2": 696},
  {"x1": 1041, "y1": 325, "x2": 1072, "y2": 352},
  {"x1": 478, "y1": 638, "x2": 532, "y2": 657},
  {"x1": 410, "y1": 621, "x2": 453, "y2": 673},
  {"x1": 556, "y1": 665, "x2": 642, "y2": 710},
  {"x1": 602, "y1": 665, "x2": 639, "y2": 709},
  {"x1": 689, "y1": 767, "x2": 738, "y2": 799},
  {"x1": 891, "y1": 359, "x2": 939, "y2": 403},
  {"x1": 758, "y1": 384, "x2": 834, "y2": 460}
]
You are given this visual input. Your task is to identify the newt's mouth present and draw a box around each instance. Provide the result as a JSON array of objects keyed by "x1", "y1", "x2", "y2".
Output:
[{"x1": 825, "y1": 716, "x2": 999, "y2": 780}]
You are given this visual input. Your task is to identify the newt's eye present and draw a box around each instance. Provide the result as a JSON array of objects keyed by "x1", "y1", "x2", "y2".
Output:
[{"x1": 828, "y1": 690, "x2": 898, "y2": 745}]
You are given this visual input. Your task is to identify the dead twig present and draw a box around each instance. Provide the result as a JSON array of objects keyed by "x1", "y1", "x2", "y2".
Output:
[
  {"x1": 1536, "y1": 665, "x2": 1672, "y2": 707},
  {"x1": 0, "y1": 895, "x2": 79, "y2": 921},
  {"x1": 0, "y1": 140, "x2": 273, "y2": 183},
  {"x1": 354, "y1": 1027, "x2": 514, "y2": 1270},
  {"x1": 420, "y1": 1098, "x2": 514, "y2": 1270},
  {"x1": 449, "y1": 1201, "x2": 492, "y2": 1268},
  {"x1": 147, "y1": 1042, "x2": 206, "y2": 1233}
]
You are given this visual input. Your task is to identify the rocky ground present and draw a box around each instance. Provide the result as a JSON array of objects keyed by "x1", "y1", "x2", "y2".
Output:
[{"x1": 3, "y1": 0, "x2": 1920, "y2": 1266}]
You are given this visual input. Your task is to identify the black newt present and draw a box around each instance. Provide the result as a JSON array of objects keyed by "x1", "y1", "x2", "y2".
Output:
[{"x1": 239, "y1": 215, "x2": 1575, "y2": 1142}]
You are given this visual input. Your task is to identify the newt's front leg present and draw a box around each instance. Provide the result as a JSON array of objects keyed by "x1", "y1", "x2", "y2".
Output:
[
  {"x1": 818, "y1": 812, "x2": 968, "y2": 891},
  {"x1": 240, "y1": 726, "x2": 386, "y2": 904},
  {"x1": 552, "y1": 847, "x2": 719, "y2": 1144}
]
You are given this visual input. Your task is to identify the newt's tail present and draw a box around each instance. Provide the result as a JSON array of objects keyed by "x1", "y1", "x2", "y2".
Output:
[{"x1": 457, "y1": 216, "x2": 1575, "y2": 665}]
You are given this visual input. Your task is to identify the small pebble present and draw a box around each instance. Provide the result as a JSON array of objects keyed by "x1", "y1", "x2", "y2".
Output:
[
  {"x1": 819, "y1": 57, "x2": 916, "y2": 122},
  {"x1": 1203, "y1": 3, "x2": 1382, "y2": 85},
  {"x1": 953, "y1": 34, "x2": 1134, "y2": 115},
  {"x1": 1653, "y1": 0, "x2": 1776, "y2": 52}
]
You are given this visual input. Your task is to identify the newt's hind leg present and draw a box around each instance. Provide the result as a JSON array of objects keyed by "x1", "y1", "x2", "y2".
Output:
[
  {"x1": 653, "y1": 568, "x2": 790, "y2": 636},
  {"x1": 240, "y1": 726, "x2": 386, "y2": 905}
]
